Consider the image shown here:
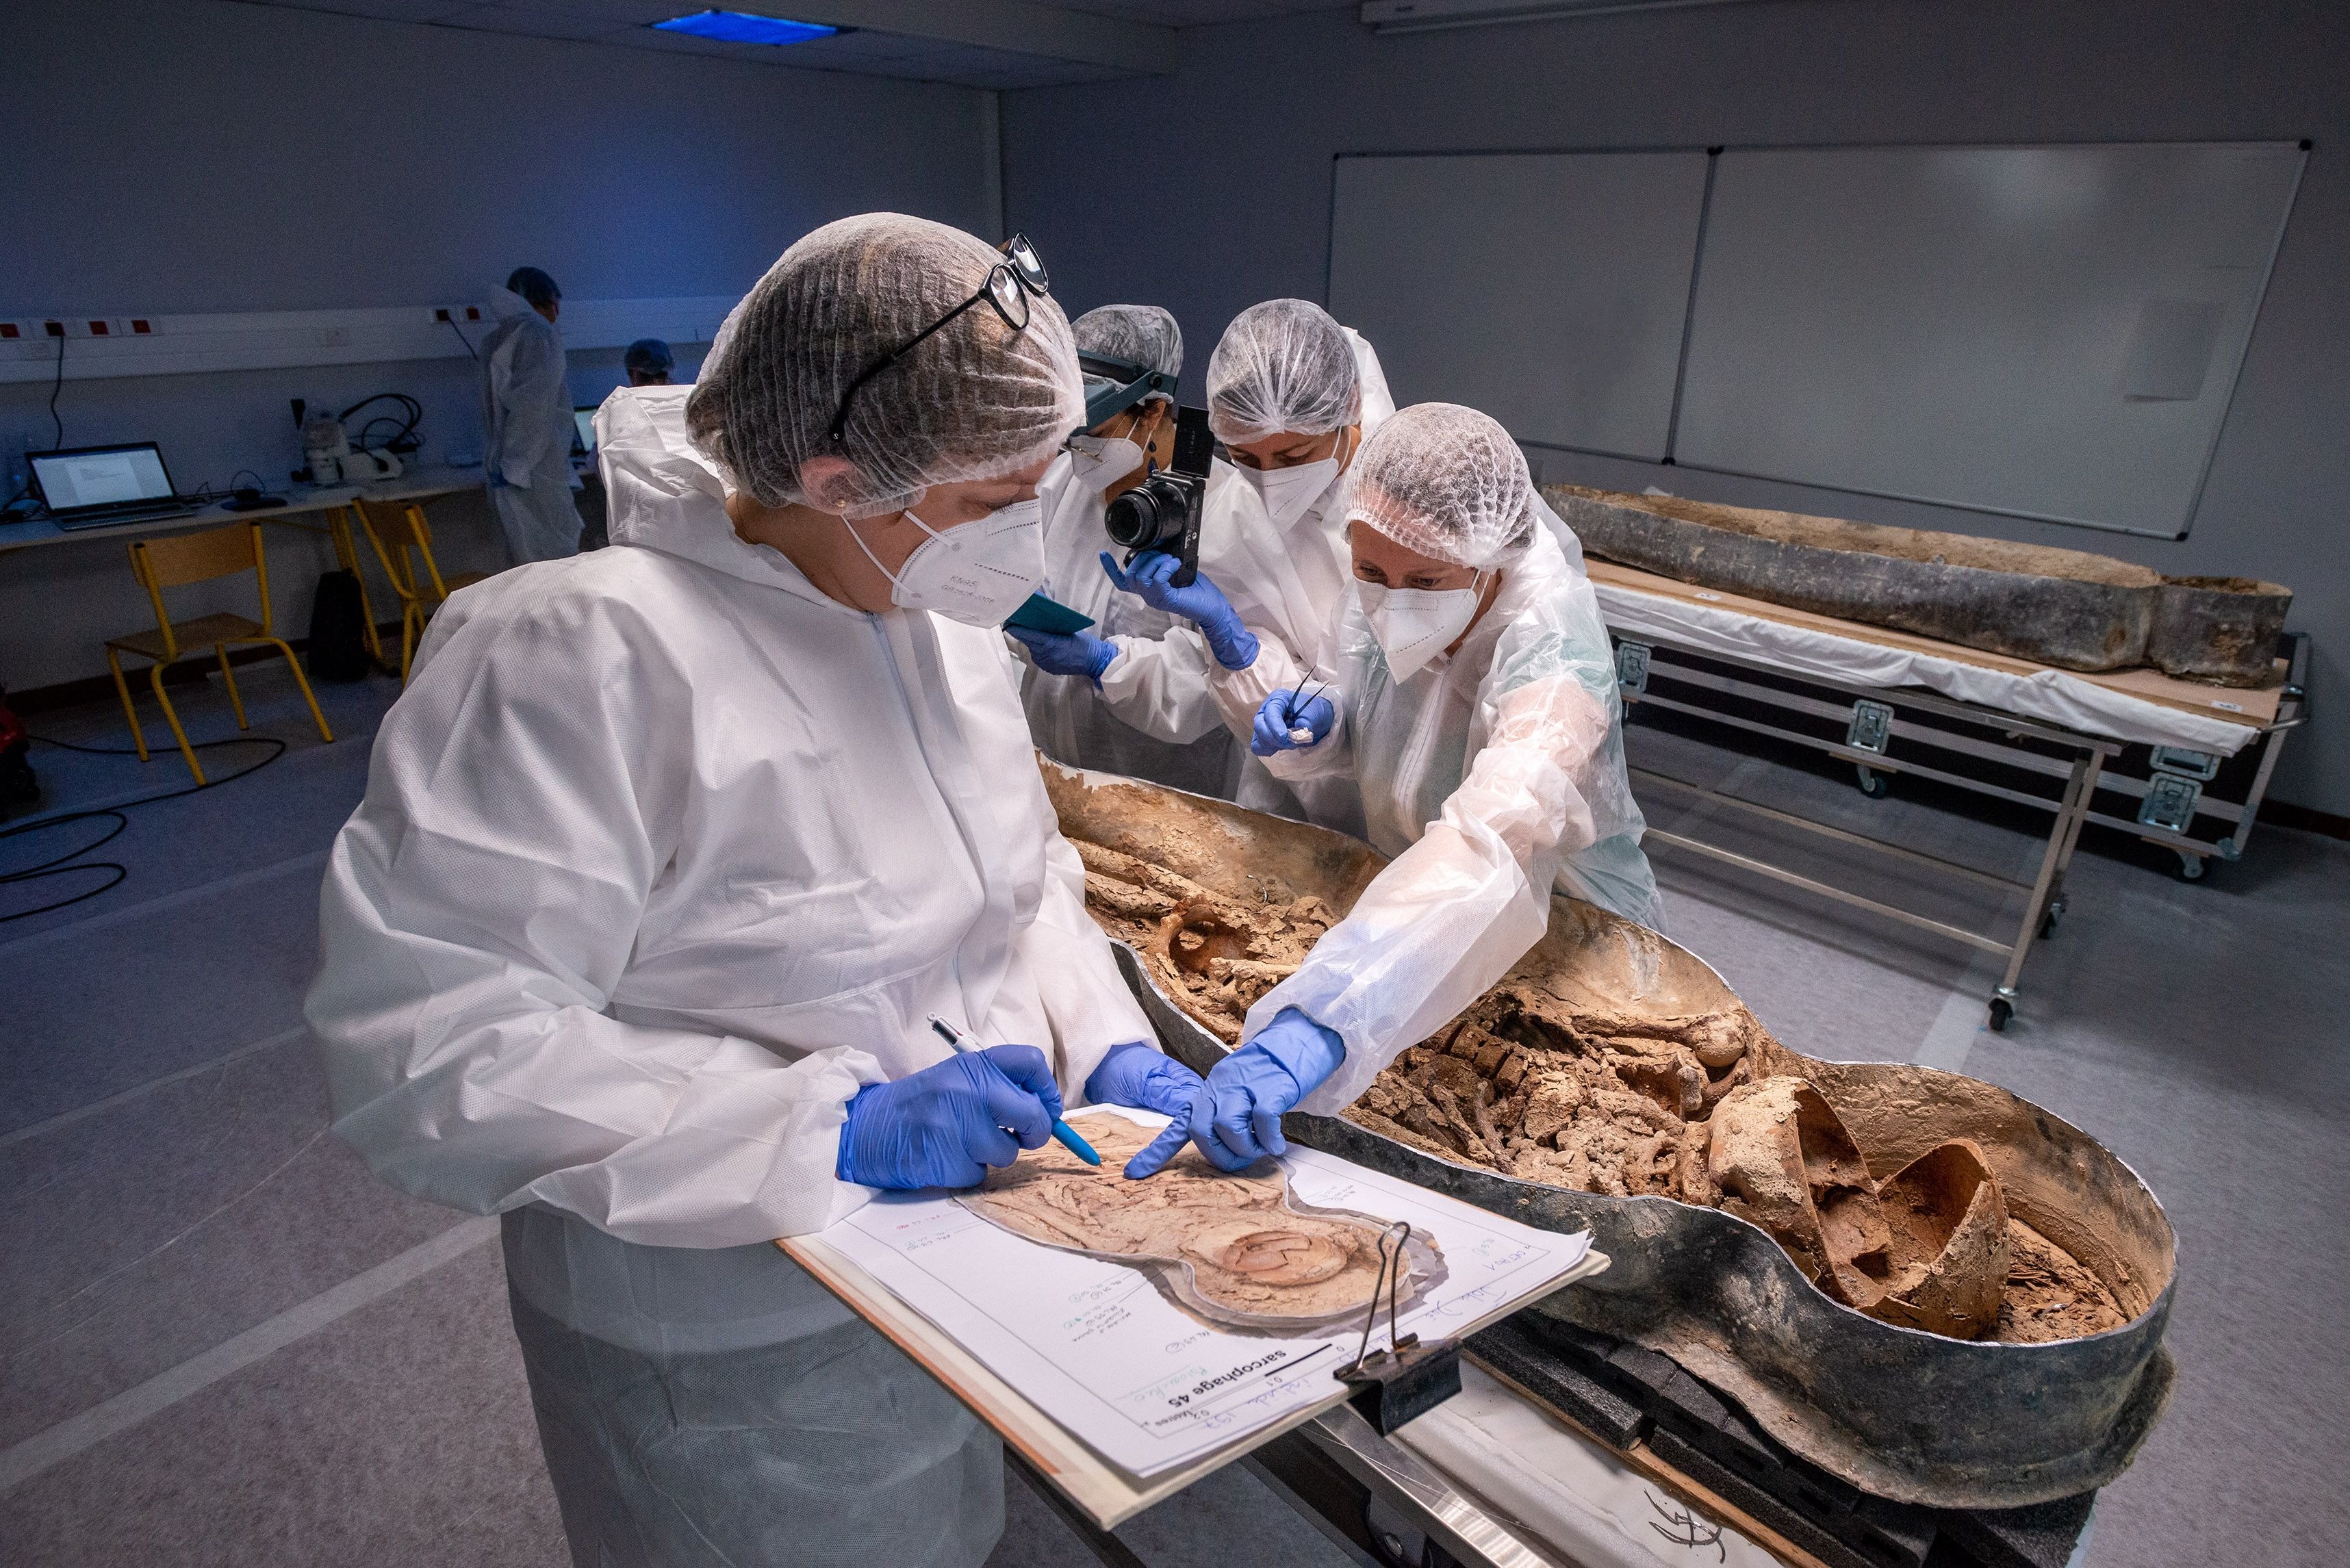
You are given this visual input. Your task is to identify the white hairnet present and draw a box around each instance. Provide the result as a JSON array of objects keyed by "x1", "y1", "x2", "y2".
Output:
[
  {"x1": 687, "y1": 214, "x2": 1082, "y2": 518},
  {"x1": 1073, "y1": 305, "x2": 1183, "y2": 399},
  {"x1": 1205, "y1": 298, "x2": 1362, "y2": 445},
  {"x1": 1344, "y1": 402, "x2": 1537, "y2": 569}
]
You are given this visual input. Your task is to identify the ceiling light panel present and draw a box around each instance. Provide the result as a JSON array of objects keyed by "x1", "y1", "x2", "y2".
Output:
[{"x1": 652, "y1": 9, "x2": 841, "y2": 43}]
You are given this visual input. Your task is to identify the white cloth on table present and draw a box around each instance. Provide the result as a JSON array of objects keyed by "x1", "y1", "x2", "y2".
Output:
[{"x1": 1591, "y1": 578, "x2": 2262, "y2": 756}]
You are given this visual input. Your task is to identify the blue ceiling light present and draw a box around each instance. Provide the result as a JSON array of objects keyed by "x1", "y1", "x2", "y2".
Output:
[{"x1": 652, "y1": 10, "x2": 841, "y2": 46}]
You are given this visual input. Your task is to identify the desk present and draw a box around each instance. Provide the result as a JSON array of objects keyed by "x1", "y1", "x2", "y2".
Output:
[{"x1": 0, "y1": 467, "x2": 480, "y2": 667}]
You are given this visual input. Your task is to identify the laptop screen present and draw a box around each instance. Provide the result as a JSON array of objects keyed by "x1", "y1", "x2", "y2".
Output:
[
  {"x1": 34, "y1": 445, "x2": 175, "y2": 511},
  {"x1": 574, "y1": 409, "x2": 598, "y2": 453}
]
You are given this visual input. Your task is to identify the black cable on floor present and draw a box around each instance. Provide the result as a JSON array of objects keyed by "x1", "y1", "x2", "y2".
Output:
[{"x1": 0, "y1": 735, "x2": 290, "y2": 923}]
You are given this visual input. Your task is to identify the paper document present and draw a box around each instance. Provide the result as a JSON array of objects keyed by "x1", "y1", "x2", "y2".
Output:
[{"x1": 816, "y1": 1110, "x2": 1594, "y2": 1478}]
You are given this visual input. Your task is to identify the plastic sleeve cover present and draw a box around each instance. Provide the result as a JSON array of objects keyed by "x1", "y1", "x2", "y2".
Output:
[
  {"x1": 1207, "y1": 621, "x2": 1305, "y2": 741},
  {"x1": 1095, "y1": 624, "x2": 1234, "y2": 745},
  {"x1": 1247, "y1": 675, "x2": 1609, "y2": 1117},
  {"x1": 307, "y1": 600, "x2": 891, "y2": 1247}
]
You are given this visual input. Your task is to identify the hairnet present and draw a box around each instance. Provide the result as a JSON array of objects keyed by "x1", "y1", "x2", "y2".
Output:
[
  {"x1": 624, "y1": 337, "x2": 674, "y2": 378},
  {"x1": 687, "y1": 214, "x2": 1082, "y2": 517},
  {"x1": 505, "y1": 266, "x2": 561, "y2": 308},
  {"x1": 1205, "y1": 299, "x2": 1361, "y2": 445},
  {"x1": 1073, "y1": 305, "x2": 1182, "y2": 402},
  {"x1": 1343, "y1": 402, "x2": 1537, "y2": 569}
]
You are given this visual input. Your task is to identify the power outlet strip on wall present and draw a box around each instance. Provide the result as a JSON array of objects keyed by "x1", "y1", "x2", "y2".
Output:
[{"x1": 0, "y1": 296, "x2": 737, "y2": 382}]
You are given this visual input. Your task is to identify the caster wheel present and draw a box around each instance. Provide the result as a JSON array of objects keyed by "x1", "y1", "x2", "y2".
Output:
[
  {"x1": 2175, "y1": 853, "x2": 2207, "y2": 882},
  {"x1": 1987, "y1": 999, "x2": 2013, "y2": 1032},
  {"x1": 1855, "y1": 767, "x2": 1889, "y2": 799}
]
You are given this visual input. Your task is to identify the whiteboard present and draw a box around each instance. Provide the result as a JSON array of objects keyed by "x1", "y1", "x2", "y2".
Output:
[
  {"x1": 1673, "y1": 143, "x2": 2305, "y2": 538},
  {"x1": 1328, "y1": 151, "x2": 1710, "y2": 461}
]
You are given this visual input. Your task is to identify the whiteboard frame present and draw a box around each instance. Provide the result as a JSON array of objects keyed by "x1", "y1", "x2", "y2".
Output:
[
  {"x1": 1323, "y1": 138, "x2": 2309, "y2": 541},
  {"x1": 1325, "y1": 144, "x2": 1718, "y2": 463}
]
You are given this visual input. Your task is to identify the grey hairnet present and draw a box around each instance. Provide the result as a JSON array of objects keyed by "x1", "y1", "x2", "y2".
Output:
[
  {"x1": 505, "y1": 266, "x2": 561, "y2": 308},
  {"x1": 687, "y1": 214, "x2": 1082, "y2": 517},
  {"x1": 1073, "y1": 305, "x2": 1182, "y2": 403},
  {"x1": 1205, "y1": 298, "x2": 1360, "y2": 445},
  {"x1": 624, "y1": 337, "x2": 675, "y2": 378},
  {"x1": 1343, "y1": 402, "x2": 1537, "y2": 569}
]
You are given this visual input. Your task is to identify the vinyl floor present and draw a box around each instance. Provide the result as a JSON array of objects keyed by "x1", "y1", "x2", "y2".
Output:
[{"x1": 1, "y1": 663, "x2": 2340, "y2": 1567}]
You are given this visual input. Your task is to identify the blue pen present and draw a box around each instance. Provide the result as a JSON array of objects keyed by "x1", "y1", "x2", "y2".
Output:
[{"x1": 927, "y1": 1014, "x2": 1103, "y2": 1167}]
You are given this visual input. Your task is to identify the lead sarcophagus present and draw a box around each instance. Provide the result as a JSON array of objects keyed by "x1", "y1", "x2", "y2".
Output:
[
  {"x1": 1548, "y1": 484, "x2": 2288, "y2": 687},
  {"x1": 1045, "y1": 760, "x2": 2175, "y2": 1509}
]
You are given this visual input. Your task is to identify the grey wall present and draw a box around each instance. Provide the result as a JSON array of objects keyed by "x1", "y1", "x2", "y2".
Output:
[
  {"x1": 2, "y1": 0, "x2": 991, "y2": 690},
  {"x1": 1002, "y1": 0, "x2": 2349, "y2": 817}
]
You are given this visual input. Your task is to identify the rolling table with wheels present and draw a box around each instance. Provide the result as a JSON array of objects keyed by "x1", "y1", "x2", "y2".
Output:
[{"x1": 1586, "y1": 561, "x2": 2296, "y2": 1031}]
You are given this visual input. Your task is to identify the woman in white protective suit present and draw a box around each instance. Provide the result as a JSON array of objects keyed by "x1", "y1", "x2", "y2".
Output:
[
  {"x1": 307, "y1": 216, "x2": 1212, "y2": 1567},
  {"x1": 1126, "y1": 402, "x2": 1657, "y2": 1179},
  {"x1": 1086, "y1": 298, "x2": 1394, "y2": 823},
  {"x1": 1003, "y1": 303, "x2": 1237, "y2": 796},
  {"x1": 480, "y1": 265, "x2": 587, "y2": 563}
]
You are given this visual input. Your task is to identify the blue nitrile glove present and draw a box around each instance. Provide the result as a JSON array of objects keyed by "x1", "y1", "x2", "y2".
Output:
[
  {"x1": 836, "y1": 1044, "x2": 1067, "y2": 1190},
  {"x1": 1084, "y1": 1040, "x2": 1206, "y2": 1118},
  {"x1": 1007, "y1": 624, "x2": 1117, "y2": 684},
  {"x1": 1124, "y1": 1008, "x2": 1345, "y2": 1178},
  {"x1": 1099, "y1": 550, "x2": 1259, "y2": 670},
  {"x1": 1251, "y1": 689, "x2": 1336, "y2": 757}
]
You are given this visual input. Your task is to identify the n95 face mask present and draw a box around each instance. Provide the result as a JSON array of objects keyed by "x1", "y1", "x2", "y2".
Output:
[
  {"x1": 1065, "y1": 433, "x2": 1145, "y2": 493},
  {"x1": 1357, "y1": 575, "x2": 1483, "y2": 681},
  {"x1": 844, "y1": 497, "x2": 1047, "y2": 628},
  {"x1": 1234, "y1": 453, "x2": 1341, "y2": 530}
]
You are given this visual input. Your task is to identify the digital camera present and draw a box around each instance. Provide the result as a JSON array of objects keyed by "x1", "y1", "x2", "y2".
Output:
[{"x1": 1103, "y1": 404, "x2": 1214, "y2": 588}]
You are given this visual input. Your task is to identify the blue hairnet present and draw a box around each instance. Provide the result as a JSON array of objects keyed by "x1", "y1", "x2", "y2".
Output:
[
  {"x1": 506, "y1": 267, "x2": 561, "y2": 309},
  {"x1": 624, "y1": 337, "x2": 675, "y2": 378}
]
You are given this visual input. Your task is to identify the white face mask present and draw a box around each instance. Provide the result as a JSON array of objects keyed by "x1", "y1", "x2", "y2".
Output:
[
  {"x1": 1357, "y1": 574, "x2": 1485, "y2": 681},
  {"x1": 1065, "y1": 432, "x2": 1145, "y2": 493},
  {"x1": 843, "y1": 497, "x2": 1047, "y2": 628},
  {"x1": 1234, "y1": 452, "x2": 1342, "y2": 529}
]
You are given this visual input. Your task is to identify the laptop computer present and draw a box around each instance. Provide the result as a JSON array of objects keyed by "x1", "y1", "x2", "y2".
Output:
[
  {"x1": 574, "y1": 408, "x2": 598, "y2": 454},
  {"x1": 32, "y1": 442, "x2": 197, "y2": 530}
]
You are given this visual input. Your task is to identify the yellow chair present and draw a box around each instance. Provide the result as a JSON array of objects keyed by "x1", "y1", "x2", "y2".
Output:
[
  {"x1": 351, "y1": 497, "x2": 491, "y2": 682},
  {"x1": 104, "y1": 521, "x2": 334, "y2": 785}
]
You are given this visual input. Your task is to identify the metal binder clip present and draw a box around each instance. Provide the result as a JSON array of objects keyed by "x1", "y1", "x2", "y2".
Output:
[{"x1": 1333, "y1": 1221, "x2": 1460, "y2": 1435}]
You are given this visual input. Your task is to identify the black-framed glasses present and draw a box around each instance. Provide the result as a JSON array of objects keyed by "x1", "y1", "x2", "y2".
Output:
[{"x1": 827, "y1": 233, "x2": 1051, "y2": 448}]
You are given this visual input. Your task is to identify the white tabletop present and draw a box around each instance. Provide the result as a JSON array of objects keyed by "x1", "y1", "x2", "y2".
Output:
[{"x1": 0, "y1": 465, "x2": 484, "y2": 554}]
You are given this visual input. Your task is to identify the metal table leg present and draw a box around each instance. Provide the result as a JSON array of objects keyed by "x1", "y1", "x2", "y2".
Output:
[{"x1": 1286, "y1": 1402, "x2": 1568, "y2": 1568}]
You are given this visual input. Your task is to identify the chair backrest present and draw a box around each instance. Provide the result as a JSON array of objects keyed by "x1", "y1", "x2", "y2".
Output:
[
  {"x1": 358, "y1": 498, "x2": 456, "y2": 600},
  {"x1": 136, "y1": 520, "x2": 258, "y2": 588},
  {"x1": 351, "y1": 499, "x2": 420, "y2": 603},
  {"x1": 129, "y1": 522, "x2": 272, "y2": 658}
]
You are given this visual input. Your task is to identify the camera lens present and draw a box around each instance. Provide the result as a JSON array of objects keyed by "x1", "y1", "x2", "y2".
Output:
[{"x1": 1104, "y1": 477, "x2": 1183, "y2": 551}]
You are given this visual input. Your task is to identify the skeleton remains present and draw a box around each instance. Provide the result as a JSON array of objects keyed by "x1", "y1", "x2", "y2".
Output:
[{"x1": 1073, "y1": 840, "x2": 2125, "y2": 1345}]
